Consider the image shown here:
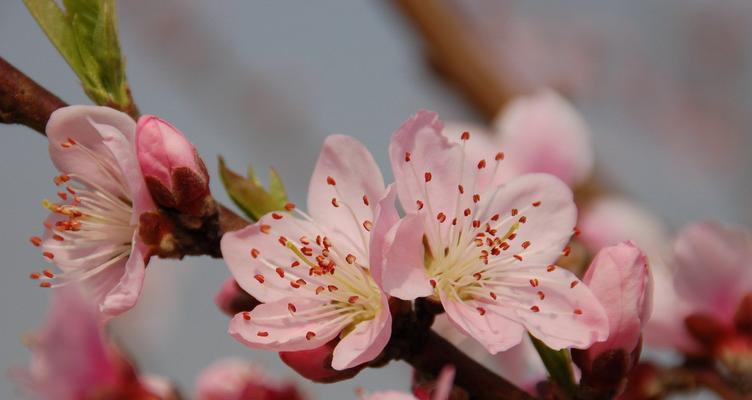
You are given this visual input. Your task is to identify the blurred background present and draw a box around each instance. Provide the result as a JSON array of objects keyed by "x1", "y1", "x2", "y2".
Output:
[{"x1": 1, "y1": 0, "x2": 750, "y2": 398}]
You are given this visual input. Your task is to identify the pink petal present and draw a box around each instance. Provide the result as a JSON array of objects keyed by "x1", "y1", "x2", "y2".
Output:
[
  {"x1": 135, "y1": 115, "x2": 201, "y2": 191},
  {"x1": 308, "y1": 134, "x2": 385, "y2": 259},
  {"x1": 490, "y1": 264, "x2": 609, "y2": 350},
  {"x1": 363, "y1": 392, "x2": 417, "y2": 400},
  {"x1": 97, "y1": 232, "x2": 148, "y2": 317},
  {"x1": 389, "y1": 110, "x2": 463, "y2": 220},
  {"x1": 228, "y1": 297, "x2": 345, "y2": 352},
  {"x1": 441, "y1": 122, "x2": 518, "y2": 187},
  {"x1": 377, "y1": 214, "x2": 433, "y2": 300},
  {"x1": 220, "y1": 213, "x2": 323, "y2": 303},
  {"x1": 479, "y1": 173, "x2": 577, "y2": 265},
  {"x1": 195, "y1": 358, "x2": 258, "y2": 400},
  {"x1": 331, "y1": 296, "x2": 392, "y2": 370},
  {"x1": 583, "y1": 242, "x2": 652, "y2": 358},
  {"x1": 46, "y1": 106, "x2": 136, "y2": 199},
  {"x1": 432, "y1": 365, "x2": 456, "y2": 400},
  {"x1": 672, "y1": 222, "x2": 752, "y2": 320},
  {"x1": 492, "y1": 90, "x2": 593, "y2": 187},
  {"x1": 369, "y1": 184, "x2": 399, "y2": 287},
  {"x1": 92, "y1": 120, "x2": 156, "y2": 218},
  {"x1": 440, "y1": 290, "x2": 525, "y2": 354},
  {"x1": 642, "y1": 265, "x2": 697, "y2": 351}
]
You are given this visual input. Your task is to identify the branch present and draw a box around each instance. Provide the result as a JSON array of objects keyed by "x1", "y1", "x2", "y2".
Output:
[
  {"x1": 0, "y1": 56, "x2": 67, "y2": 135},
  {"x1": 393, "y1": 0, "x2": 514, "y2": 118}
]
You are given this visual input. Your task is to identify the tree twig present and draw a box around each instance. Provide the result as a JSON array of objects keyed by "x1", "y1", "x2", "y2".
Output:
[{"x1": 0, "y1": 57, "x2": 67, "y2": 135}]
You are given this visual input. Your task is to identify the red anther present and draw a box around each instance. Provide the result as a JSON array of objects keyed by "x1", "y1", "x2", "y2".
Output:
[
  {"x1": 290, "y1": 281, "x2": 301, "y2": 289},
  {"x1": 301, "y1": 247, "x2": 313, "y2": 256},
  {"x1": 537, "y1": 291, "x2": 546, "y2": 300},
  {"x1": 430, "y1": 279, "x2": 437, "y2": 288},
  {"x1": 490, "y1": 292, "x2": 497, "y2": 300},
  {"x1": 362, "y1": 195, "x2": 369, "y2": 206},
  {"x1": 276, "y1": 267, "x2": 285, "y2": 278},
  {"x1": 250, "y1": 248, "x2": 260, "y2": 259},
  {"x1": 315, "y1": 286, "x2": 325, "y2": 295},
  {"x1": 306, "y1": 331, "x2": 316, "y2": 340},
  {"x1": 477, "y1": 307, "x2": 486, "y2": 316},
  {"x1": 278, "y1": 236, "x2": 288, "y2": 246},
  {"x1": 477, "y1": 159, "x2": 486, "y2": 169},
  {"x1": 284, "y1": 202, "x2": 296, "y2": 211},
  {"x1": 573, "y1": 227, "x2": 581, "y2": 236},
  {"x1": 43, "y1": 252, "x2": 54, "y2": 259},
  {"x1": 327, "y1": 285, "x2": 338, "y2": 292},
  {"x1": 473, "y1": 272, "x2": 482, "y2": 280},
  {"x1": 562, "y1": 246, "x2": 571, "y2": 256},
  {"x1": 452, "y1": 218, "x2": 458, "y2": 225},
  {"x1": 299, "y1": 236, "x2": 310, "y2": 245},
  {"x1": 530, "y1": 305, "x2": 540, "y2": 313},
  {"x1": 405, "y1": 152, "x2": 412, "y2": 162},
  {"x1": 29, "y1": 272, "x2": 41, "y2": 280},
  {"x1": 458, "y1": 184, "x2": 465, "y2": 194},
  {"x1": 257, "y1": 331, "x2": 269, "y2": 337},
  {"x1": 529, "y1": 278, "x2": 539, "y2": 288},
  {"x1": 259, "y1": 224, "x2": 271, "y2": 234},
  {"x1": 513, "y1": 254, "x2": 523, "y2": 261},
  {"x1": 30, "y1": 236, "x2": 42, "y2": 246},
  {"x1": 295, "y1": 279, "x2": 307, "y2": 286},
  {"x1": 546, "y1": 265, "x2": 556, "y2": 272},
  {"x1": 326, "y1": 176, "x2": 336, "y2": 186},
  {"x1": 511, "y1": 208, "x2": 518, "y2": 216},
  {"x1": 472, "y1": 220, "x2": 481, "y2": 228},
  {"x1": 331, "y1": 198, "x2": 339, "y2": 207},
  {"x1": 346, "y1": 254, "x2": 356, "y2": 264},
  {"x1": 66, "y1": 186, "x2": 76, "y2": 194},
  {"x1": 532, "y1": 201, "x2": 541, "y2": 207},
  {"x1": 495, "y1": 152, "x2": 504, "y2": 161},
  {"x1": 424, "y1": 172, "x2": 432, "y2": 182},
  {"x1": 473, "y1": 194, "x2": 481, "y2": 203},
  {"x1": 348, "y1": 296, "x2": 359, "y2": 304},
  {"x1": 362, "y1": 220, "x2": 373, "y2": 231},
  {"x1": 521, "y1": 241, "x2": 531, "y2": 249},
  {"x1": 316, "y1": 236, "x2": 322, "y2": 246},
  {"x1": 39, "y1": 282, "x2": 52, "y2": 288},
  {"x1": 508, "y1": 233, "x2": 517, "y2": 240},
  {"x1": 490, "y1": 214, "x2": 499, "y2": 221},
  {"x1": 43, "y1": 269, "x2": 54, "y2": 278},
  {"x1": 272, "y1": 213, "x2": 283, "y2": 220},
  {"x1": 57, "y1": 191, "x2": 67, "y2": 200},
  {"x1": 436, "y1": 213, "x2": 446, "y2": 223},
  {"x1": 242, "y1": 312, "x2": 251, "y2": 320},
  {"x1": 291, "y1": 261, "x2": 300, "y2": 268},
  {"x1": 53, "y1": 175, "x2": 69, "y2": 185},
  {"x1": 463, "y1": 208, "x2": 472, "y2": 217},
  {"x1": 500, "y1": 242, "x2": 510, "y2": 250},
  {"x1": 288, "y1": 303, "x2": 297, "y2": 313},
  {"x1": 519, "y1": 216, "x2": 527, "y2": 224},
  {"x1": 67, "y1": 137, "x2": 77, "y2": 145},
  {"x1": 570, "y1": 280, "x2": 579, "y2": 288},
  {"x1": 461, "y1": 131, "x2": 470, "y2": 141},
  {"x1": 416, "y1": 200, "x2": 424, "y2": 210},
  {"x1": 574, "y1": 309, "x2": 583, "y2": 315},
  {"x1": 254, "y1": 274, "x2": 265, "y2": 284}
]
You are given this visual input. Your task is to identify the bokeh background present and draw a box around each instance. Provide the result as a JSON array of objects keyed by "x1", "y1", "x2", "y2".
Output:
[{"x1": 1, "y1": 1, "x2": 750, "y2": 398}]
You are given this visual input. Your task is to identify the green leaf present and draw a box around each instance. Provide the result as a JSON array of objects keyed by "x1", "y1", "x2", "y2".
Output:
[
  {"x1": 219, "y1": 157, "x2": 289, "y2": 221},
  {"x1": 24, "y1": 0, "x2": 133, "y2": 111},
  {"x1": 530, "y1": 334, "x2": 577, "y2": 399}
]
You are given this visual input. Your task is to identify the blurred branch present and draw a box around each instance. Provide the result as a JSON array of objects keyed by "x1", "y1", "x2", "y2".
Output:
[
  {"x1": 0, "y1": 56, "x2": 67, "y2": 135},
  {"x1": 393, "y1": 0, "x2": 514, "y2": 118}
]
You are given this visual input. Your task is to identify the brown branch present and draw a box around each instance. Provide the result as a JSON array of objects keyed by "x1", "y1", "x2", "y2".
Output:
[
  {"x1": 393, "y1": 0, "x2": 514, "y2": 119},
  {"x1": 0, "y1": 57, "x2": 67, "y2": 135}
]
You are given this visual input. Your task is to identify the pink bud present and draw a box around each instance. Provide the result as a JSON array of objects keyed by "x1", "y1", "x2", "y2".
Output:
[
  {"x1": 196, "y1": 358, "x2": 306, "y2": 400},
  {"x1": 136, "y1": 115, "x2": 210, "y2": 216},
  {"x1": 583, "y1": 241, "x2": 652, "y2": 360},
  {"x1": 279, "y1": 339, "x2": 365, "y2": 383},
  {"x1": 215, "y1": 277, "x2": 261, "y2": 316}
]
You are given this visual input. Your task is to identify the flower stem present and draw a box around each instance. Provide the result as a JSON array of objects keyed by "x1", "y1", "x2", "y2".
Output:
[{"x1": 530, "y1": 334, "x2": 578, "y2": 399}]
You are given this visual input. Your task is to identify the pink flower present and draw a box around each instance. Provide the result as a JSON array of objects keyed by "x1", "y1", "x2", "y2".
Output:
[
  {"x1": 11, "y1": 285, "x2": 171, "y2": 400},
  {"x1": 221, "y1": 135, "x2": 394, "y2": 370},
  {"x1": 443, "y1": 90, "x2": 594, "y2": 188},
  {"x1": 136, "y1": 115, "x2": 211, "y2": 216},
  {"x1": 582, "y1": 242, "x2": 652, "y2": 360},
  {"x1": 30, "y1": 106, "x2": 156, "y2": 317},
  {"x1": 361, "y1": 366, "x2": 455, "y2": 400},
  {"x1": 195, "y1": 358, "x2": 305, "y2": 400},
  {"x1": 279, "y1": 339, "x2": 366, "y2": 383},
  {"x1": 379, "y1": 110, "x2": 608, "y2": 353}
]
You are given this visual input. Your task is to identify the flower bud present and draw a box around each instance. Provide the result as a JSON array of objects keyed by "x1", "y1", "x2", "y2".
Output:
[
  {"x1": 136, "y1": 115, "x2": 211, "y2": 216},
  {"x1": 196, "y1": 358, "x2": 305, "y2": 400},
  {"x1": 279, "y1": 339, "x2": 365, "y2": 383},
  {"x1": 573, "y1": 242, "x2": 652, "y2": 396},
  {"x1": 215, "y1": 277, "x2": 261, "y2": 317}
]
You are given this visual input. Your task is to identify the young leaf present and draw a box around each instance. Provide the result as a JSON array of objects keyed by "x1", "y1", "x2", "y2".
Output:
[{"x1": 219, "y1": 157, "x2": 289, "y2": 221}]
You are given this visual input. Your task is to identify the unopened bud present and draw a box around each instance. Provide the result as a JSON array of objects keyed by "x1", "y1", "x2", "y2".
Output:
[
  {"x1": 136, "y1": 115, "x2": 211, "y2": 216},
  {"x1": 279, "y1": 339, "x2": 365, "y2": 383},
  {"x1": 215, "y1": 277, "x2": 261, "y2": 316}
]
